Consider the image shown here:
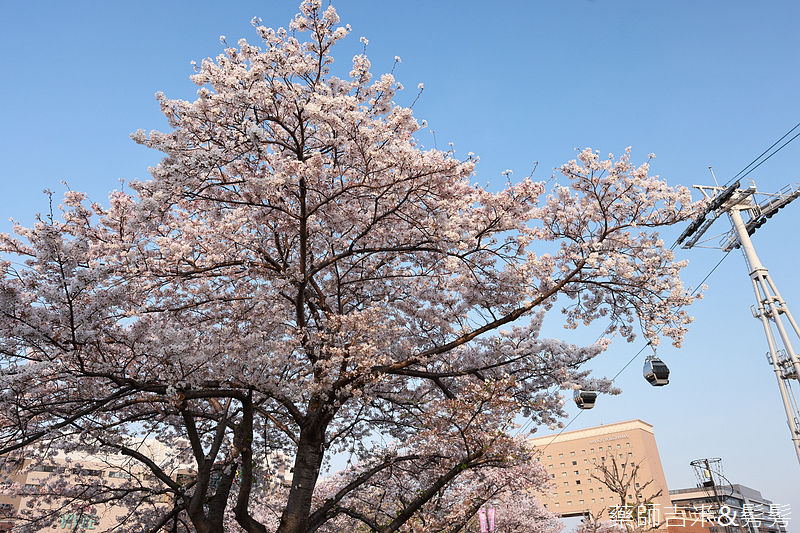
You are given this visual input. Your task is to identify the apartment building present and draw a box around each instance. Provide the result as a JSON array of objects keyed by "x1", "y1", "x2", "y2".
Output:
[
  {"x1": 0, "y1": 439, "x2": 196, "y2": 531},
  {"x1": 0, "y1": 440, "x2": 292, "y2": 531}
]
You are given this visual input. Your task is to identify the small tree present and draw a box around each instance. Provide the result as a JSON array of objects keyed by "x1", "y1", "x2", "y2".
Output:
[
  {"x1": 0, "y1": 1, "x2": 699, "y2": 532},
  {"x1": 589, "y1": 455, "x2": 663, "y2": 531}
]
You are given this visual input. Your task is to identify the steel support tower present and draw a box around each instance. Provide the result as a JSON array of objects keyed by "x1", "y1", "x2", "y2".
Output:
[{"x1": 678, "y1": 180, "x2": 800, "y2": 465}]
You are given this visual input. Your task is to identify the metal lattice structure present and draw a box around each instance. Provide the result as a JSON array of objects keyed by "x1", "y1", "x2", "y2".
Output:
[
  {"x1": 679, "y1": 180, "x2": 800, "y2": 465},
  {"x1": 690, "y1": 458, "x2": 733, "y2": 509}
]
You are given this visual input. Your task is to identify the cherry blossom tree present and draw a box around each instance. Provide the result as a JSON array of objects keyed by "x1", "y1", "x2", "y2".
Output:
[
  {"x1": 0, "y1": 1, "x2": 700, "y2": 532},
  {"x1": 588, "y1": 455, "x2": 664, "y2": 532},
  {"x1": 304, "y1": 437, "x2": 560, "y2": 533},
  {"x1": 573, "y1": 517, "x2": 626, "y2": 533},
  {"x1": 490, "y1": 491, "x2": 564, "y2": 533},
  {"x1": 226, "y1": 454, "x2": 562, "y2": 533}
]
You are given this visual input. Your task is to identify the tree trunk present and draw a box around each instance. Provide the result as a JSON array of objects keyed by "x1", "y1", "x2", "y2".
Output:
[{"x1": 276, "y1": 423, "x2": 327, "y2": 533}]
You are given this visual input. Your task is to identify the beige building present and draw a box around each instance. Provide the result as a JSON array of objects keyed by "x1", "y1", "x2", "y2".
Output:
[
  {"x1": 528, "y1": 419, "x2": 672, "y2": 525},
  {"x1": 0, "y1": 439, "x2": 194, "y2": 531},
  {"x1": 0, "y1": 440, "x2": 293, "y2": 531}
]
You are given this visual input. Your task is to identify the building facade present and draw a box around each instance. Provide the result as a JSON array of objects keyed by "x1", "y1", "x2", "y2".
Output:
[
  {"x1": 668, "y1": 484, "x2": 788, "y2": 533},
  {"x1": 528, "y1": 419, "x2": 673, "y2": 526},
  {"x1": 0, "y1": 440, "x2": 293, "y2": 531}
]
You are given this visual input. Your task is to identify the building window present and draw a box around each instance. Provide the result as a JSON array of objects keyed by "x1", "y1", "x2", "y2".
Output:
[
  {"x1": 636, "y1": 483, "x2": 640, "y2": 488},
  {"x1": 627, "y1": 443, "x2": 631, "y2": 448},
  {"x1": 560, "y1": 463, "x2": 565, "y2": 467},
  {"x1": 108, "y1": 471, "x2": 131, "y2": 479},
  {"x1": 592, "y1": 498, "x2": 596, "y2": 503},
  {"x1": 30, "y1": 465, "x2": 57, "y2": 473},
  {"x1": 617, "y1": 444, "x2": 621, "y2": 449},
  {"x1": 578, "y1": 490, "x2": 583, "y2": 495},
  {"x1": 72, "y1": 468, "x2": 103, "y2": 477},
  {"x1": 574, "y1": 471, "x2": 579, "y2": 475},
  {"x1": 628, "y1": 452, "x2": 633, "y2": 457},
  {"x1": 572, "y1": 461, "x2": 577, "y2": 466},
  {"x1": 549, "y1": 465, "x2": 553, "y2": 469},
  {"x1": 555, "y1": 503, "x2": 560, "y2": 507},
  {"x1": 601, "y1": 497, "x2": 605, "y2": 502},
  {"x1": 562, "y1": 472, "x2": 567, "y2": 477},
  {"x1": 599, "y1": 487, "x2": 603, "y2": 492},
  {"x1": 576, "y1": 480, "x2": 581, "y2": 485},
  {"x1": 584, "y1": 459, "x2": 588, "y2": 464},
  {"x1": 590, "y1": 489, "x2": 594, "y2": 493},
  {"x1": 559, "y1": 454, "x2": 564, "y2": 458},
  {"x1": 564, "y1": 482, "x2": 569, "y2": 486},
  {"x1": 565, "y1": 491, "x2": 570, "y2": 496},
  {"x1": 580, "y1": 500, "x2": 585, "y2": 504},
  {"x1": 582, "y1": 450, "x2": 586, "y2": 454},
  {"x1": 628, "y1": 495, "x2": 633, "y2": 500},
  {"x1": 550, "y1": 474, "x2": 555, "y2": 479},
  {"x1": 547, "y1": 455, "x2": 552, "y2": 460},
  {"x1": 567, "y1": 501, "x2": 572, "y2": 506},
  {"x1": 571, "y1": 451, "x2": 576, "y2": 456}
]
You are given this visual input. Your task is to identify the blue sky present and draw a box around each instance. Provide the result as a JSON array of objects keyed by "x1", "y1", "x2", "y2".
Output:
[{"x1": 2, "y1": 0, "x2": 799, "y2": 528}]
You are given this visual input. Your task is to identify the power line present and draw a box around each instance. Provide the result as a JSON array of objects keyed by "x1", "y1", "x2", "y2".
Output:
[
  {"x1": 531, "y1": 236, "x2": 732, "y2": 453},
  {"x1": 529, "y1": 251, "x2": 732, "y2": 451},
  {"x1": 689, "y1": 251, "x2": 731, "y2": 293},
  {"x1": 526, "y1": 123, "x2": 798, "y2": 449},
  {"x1": 726, "y1": 121, "x2": 800, "y2": 187}
]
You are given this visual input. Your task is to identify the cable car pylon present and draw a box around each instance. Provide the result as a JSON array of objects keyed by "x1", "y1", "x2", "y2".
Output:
[{"x1": 679, "y1": 178, "x2": 800, "y2": 465}]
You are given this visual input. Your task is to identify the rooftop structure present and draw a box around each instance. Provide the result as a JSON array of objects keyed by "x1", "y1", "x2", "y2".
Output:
[{"x1": 668, "y1": 484, "x2": 788, "y2": 533}]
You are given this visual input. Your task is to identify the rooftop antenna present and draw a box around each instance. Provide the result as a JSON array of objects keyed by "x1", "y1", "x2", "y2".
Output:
[{"x1": 679, "y1": 180, "x2": 800, "y2": 466}]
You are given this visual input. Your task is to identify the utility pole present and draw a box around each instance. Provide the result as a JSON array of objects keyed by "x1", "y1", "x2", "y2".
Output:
[{"x1": 678, "y1": 180, "x2": 800, "y2": 465}]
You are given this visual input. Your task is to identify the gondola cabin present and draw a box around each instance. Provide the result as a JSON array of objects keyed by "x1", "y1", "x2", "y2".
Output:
[
  {"x1": 573, "y1": 390, "x2": 597, "y2": 410},
  {"x1": 643, "y1": 357, "x2": 670, "y2": 386}
]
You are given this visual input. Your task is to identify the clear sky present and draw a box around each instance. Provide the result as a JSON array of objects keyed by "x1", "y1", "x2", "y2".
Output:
[{"x1": 2, "y1": 0, "x2": 799, "y2": 529}]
